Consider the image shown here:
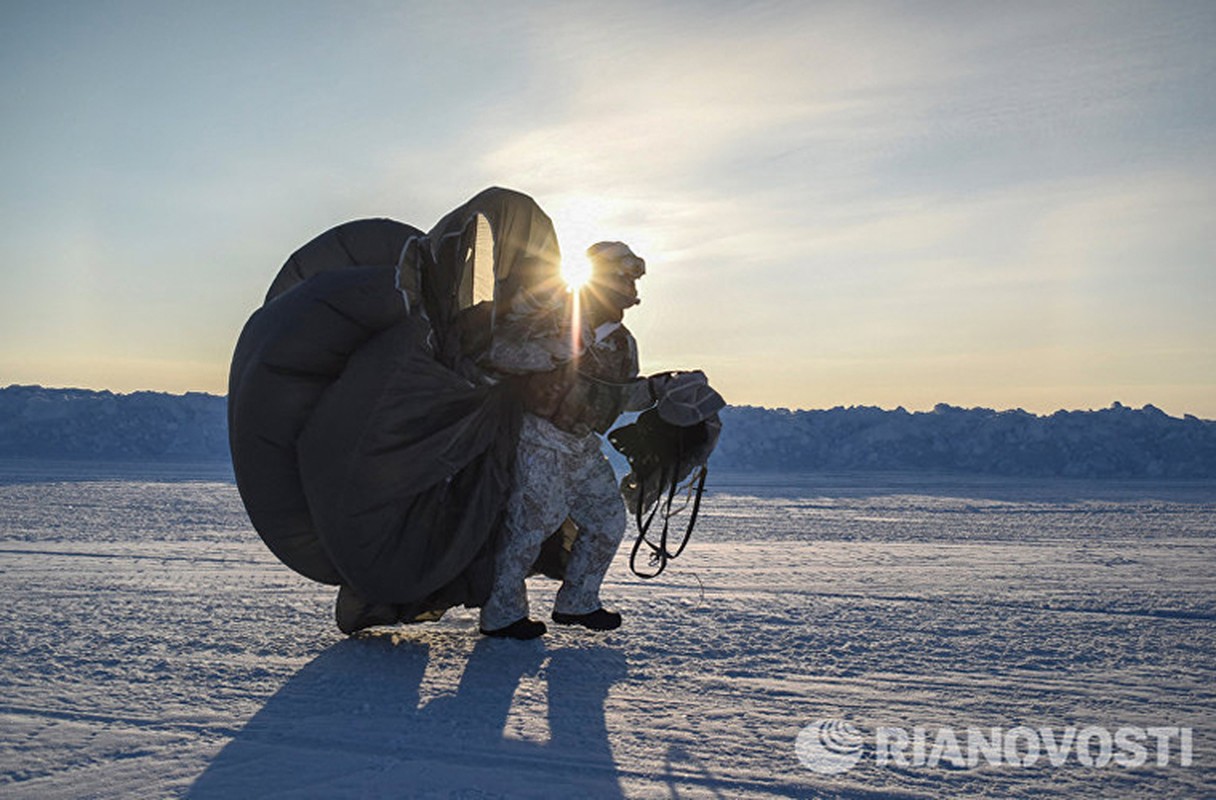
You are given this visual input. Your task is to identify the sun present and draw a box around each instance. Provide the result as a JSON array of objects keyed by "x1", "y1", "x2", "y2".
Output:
[
  {"x1": 548, "y1": 193, "x2": 611, "y2": 292},
  {"x1": 547, "y1": 190, "x2": 656, "y2": 293},
  {"x1": 561, "y1": 253, "x2": 593, "y2": 292}
]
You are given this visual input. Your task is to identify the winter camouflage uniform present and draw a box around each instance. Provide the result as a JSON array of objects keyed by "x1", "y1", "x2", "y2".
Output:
[{"x1": 480, "y1": 322, "x2": 651, "y2": 631}]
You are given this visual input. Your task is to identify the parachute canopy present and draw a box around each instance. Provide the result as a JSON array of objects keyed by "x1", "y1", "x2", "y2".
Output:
[{"x1": 228, "y1": 188, "x2": 563, "y2": 613}]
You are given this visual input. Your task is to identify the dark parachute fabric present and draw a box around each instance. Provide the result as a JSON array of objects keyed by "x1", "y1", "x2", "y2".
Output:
[
  {"x1": 229, "y1": 188, "x2": 555, "y2": 617},
  {"x1": 228, "y1": 265, "x2": 409, "y2": 586},
  {"x1": 264, "y1": 217, "x2": 414, "y2": 302}
]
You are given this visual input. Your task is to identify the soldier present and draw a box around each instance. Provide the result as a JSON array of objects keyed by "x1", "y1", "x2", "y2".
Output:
[{"x1": 479, "y1": 242, "x2": 658, "y2": 639}]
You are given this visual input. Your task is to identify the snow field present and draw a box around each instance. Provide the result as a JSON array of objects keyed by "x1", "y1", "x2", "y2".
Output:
[{"x1": 0, "y1": 466, "x2": 1212, "y2": 798}]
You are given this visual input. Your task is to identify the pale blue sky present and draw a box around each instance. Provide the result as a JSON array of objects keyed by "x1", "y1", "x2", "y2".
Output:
[{"x1": 2, "y1": 1, "x2": 1213, "y2": 416}]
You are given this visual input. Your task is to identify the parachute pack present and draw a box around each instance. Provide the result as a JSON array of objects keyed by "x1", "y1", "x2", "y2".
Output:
[{"x1": 609, "y1": 372, "x2": 724, "y2": 578}]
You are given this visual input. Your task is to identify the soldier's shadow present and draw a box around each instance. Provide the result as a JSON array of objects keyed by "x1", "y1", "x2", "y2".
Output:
[{"x1": 188, "y1": 634, "x2": 627, "y2": 798}]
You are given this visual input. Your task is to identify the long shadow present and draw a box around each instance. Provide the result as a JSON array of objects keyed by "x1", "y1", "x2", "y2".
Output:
[{"x1": 188, "y1": 634, "x2": 626, "y2": 798}]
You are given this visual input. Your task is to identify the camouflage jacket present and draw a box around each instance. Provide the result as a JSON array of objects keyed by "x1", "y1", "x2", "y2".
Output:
[{"x1": 550, "y1": 323, "x2": 648, "y2": 437}]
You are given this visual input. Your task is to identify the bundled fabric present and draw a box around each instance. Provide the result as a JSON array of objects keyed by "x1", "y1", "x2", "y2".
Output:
[
  {"x1": 607, "y1": 371, "x2": 724, "y2": 578},
  {"x1": 228, "y1": 188, "x2": 562, "y2": 617}
]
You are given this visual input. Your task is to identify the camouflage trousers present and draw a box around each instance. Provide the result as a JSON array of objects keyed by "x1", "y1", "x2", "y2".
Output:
[{"x1": 480, "y1": 414, "x2": 627, "y2": 631}]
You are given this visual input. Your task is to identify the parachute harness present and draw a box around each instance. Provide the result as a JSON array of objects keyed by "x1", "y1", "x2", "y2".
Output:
[
  {"x1": 627, "y1": 459, "x2": 707, "y2": 579},
  {"x1": 608, "y1": 404, "x2": 713, "y2": 579}
]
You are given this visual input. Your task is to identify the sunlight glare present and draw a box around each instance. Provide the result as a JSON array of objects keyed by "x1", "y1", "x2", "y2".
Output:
[
  {"x1": 550, "y1": 193, "x2": 612, "y2": 292},
  {"x1": 562, "y1": 254, "x2": 593, "y2": 292}
]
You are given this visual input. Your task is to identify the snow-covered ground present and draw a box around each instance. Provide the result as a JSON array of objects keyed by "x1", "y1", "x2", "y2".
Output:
[{"x1": 0, "y1": 463, "x2": 1212, "y2": 798}]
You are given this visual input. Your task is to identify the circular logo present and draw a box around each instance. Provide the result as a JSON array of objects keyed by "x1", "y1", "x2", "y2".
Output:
[{"x1": 795, "y1": 719, "x2": 865, "y2": 774}]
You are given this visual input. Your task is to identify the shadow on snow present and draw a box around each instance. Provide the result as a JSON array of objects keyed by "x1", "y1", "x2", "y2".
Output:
[{"x1": 188, "y1": 634, "x2": 627, "y2": 798}]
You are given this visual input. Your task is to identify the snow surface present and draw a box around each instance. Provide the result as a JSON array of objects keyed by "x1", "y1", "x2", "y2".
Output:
[{"x1": 1, "y1": 463, "x2": 1213, "y2": 798}]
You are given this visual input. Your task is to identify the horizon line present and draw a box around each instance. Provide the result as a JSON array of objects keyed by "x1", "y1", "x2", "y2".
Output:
[{"x1": 4, "y1": 383, "x2": 1211, "y2": 423}]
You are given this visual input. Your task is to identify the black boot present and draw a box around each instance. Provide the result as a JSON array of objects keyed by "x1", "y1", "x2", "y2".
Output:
[
  {"x1": 551, "y1": 608, "x2": 622, "y2": 631},
  {"x1": 480, "y1": 617, "x2": 548, "y2": 640},
  {"x1": 335, "y1": 585, "x2": 399, "y2": 635}
]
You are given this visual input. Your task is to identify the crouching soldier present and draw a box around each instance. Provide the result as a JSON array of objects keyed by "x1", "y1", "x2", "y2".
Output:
[{"x1": 480, "y1": 242, "x2": 663, "y2": 639}]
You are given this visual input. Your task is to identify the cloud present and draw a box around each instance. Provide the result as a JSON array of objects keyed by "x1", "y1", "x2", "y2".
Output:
[
  {"x1": 443, "y1": 2, "x2": 1216, "y2": 414},
  {"x1": 1, "y1": 2, "x2": 1212, "y2": 413}
]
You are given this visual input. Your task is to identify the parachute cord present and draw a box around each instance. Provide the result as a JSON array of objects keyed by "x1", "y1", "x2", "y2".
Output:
[
  {"x1": 627, "y1": 437, "x2": 709, "y2": 579},
  {"x1": 668, "y1": 465, "x2": 706, "y2": 562},
  {"x1": 689, "y1": 570, "x2": 706, "y2": 611},
  {"x1": 576, "y1": 371, "x2": 638, "y2": 388},
  {"x1": 395, "y1": 235, "x2": 424, "y2": 315},
  {"x1": 627, "y1": 466, "x2": 707, "y2": 578},
  {"x1": 628, "y1": 465, "x2": 665, "y2": 578}
]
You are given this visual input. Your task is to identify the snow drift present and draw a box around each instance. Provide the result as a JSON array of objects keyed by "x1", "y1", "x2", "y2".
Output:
[{"x1": 2, "y1": 386, "x2": 1214, "y2": 478}]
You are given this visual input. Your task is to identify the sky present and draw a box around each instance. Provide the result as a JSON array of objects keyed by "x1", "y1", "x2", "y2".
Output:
[{"x1": 1, "y1": 0, "x2": 1213, "y2": 417}]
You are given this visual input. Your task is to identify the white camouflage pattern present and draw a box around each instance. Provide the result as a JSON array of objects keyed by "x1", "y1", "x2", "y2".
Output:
[{"x1": 480, "y1": 413, "x2": 626, "y2": 631}]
